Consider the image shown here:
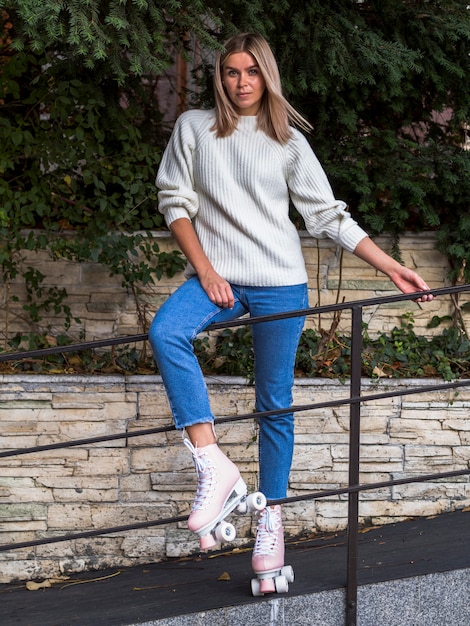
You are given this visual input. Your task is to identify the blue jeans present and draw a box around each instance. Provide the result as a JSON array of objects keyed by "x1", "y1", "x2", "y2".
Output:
[{"x1": 149, "y1": 277, "x2": 308, "y2": 500}]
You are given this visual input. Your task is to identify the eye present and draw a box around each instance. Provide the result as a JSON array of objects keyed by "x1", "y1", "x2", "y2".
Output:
[
  {"x1": 248, "y1": 68, "x2": 259, "y2": 75},
  {"x1": 227, "y1": 69, "x2": 238, "y2": 77}
]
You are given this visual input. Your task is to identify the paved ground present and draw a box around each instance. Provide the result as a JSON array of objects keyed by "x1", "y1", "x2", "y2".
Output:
[{"x1": 2, "y1": 508, "x2": 469, "y2": 626}]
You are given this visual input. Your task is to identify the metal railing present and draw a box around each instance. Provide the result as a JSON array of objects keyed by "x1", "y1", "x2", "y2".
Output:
[{"x1": 1, "y1": 284, "x2": 470, "y2": 626}]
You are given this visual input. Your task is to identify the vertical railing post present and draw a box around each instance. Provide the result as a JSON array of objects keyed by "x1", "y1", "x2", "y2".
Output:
[{"x1": 346, "y1": 305, "x2": 363, "y2": 626}]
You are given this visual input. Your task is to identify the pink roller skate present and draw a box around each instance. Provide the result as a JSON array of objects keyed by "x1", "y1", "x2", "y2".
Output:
[
  {"x1": 184, "y1": 439, "x2": 266, "y2": 550},
  {"x1": 251, "y1": 505, "x2": 295, "y2": 596}
]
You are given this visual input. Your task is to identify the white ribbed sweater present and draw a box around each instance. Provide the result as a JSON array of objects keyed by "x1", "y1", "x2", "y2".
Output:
[{"x1": 156, "y1": 109, "x2": 368, "y2": 286}]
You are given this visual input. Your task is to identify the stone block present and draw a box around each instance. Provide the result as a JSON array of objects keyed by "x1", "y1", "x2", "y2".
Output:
[
  {"x1": 0, "y1": 503, "x2": 47, "y2": 521},
  {"x1": 150, "y1": 472, "x2": 197, "y2": 492},
  {"x1": 289, "y1": 469, "x2": 349, "y2": 490},
  {"x1": 1, "y1": 370, "x2": 469, "y2": 583},
  {"x1": 47, "y1": 504, "x2": 93, "y2": 529},
  {"x1": 131, "y1": 446, "x2": 188, "y2": 473},
  {"x1": 359, "y1": 444, "x2": 404, "y2": 464},
  {"x1": 0, "y1": 484, "x2": 54, "y2": 504},
  {"x1": 359, "y1": 499, "x2": 449, "y2": 518},
  {"x1": 165, "y1": 528, "x2": 202, "y2": 557},
  {"x1": 0, "y1": 559, "x2": 44, "y2": 584},
  {"x1": 121, "y1": 535, "x2": 166, "y2": 558},
  {"x1": 135, "y1": 391, "x2": 173, "y2": 417},
  {"x1": 75, "y1": 449, "x2": 130, "y2": 476},
  {"x1": 292, "y1": 445, "x2": 332, "y2": 471},
  {"x1": 454, "y1": 446, "x2": 470, "y2": 463},
  {"x1": 1, "y1": 520, "x2": 47, "y2": 533},
  {"x1": 391, "y1": 481, "x2": 470, "y2": 502},
  {"x1": 119, "y1": 473, "x2": 152, "y2": 492},
  {"x1": 444, "y1": 418, "x2": 470, "y2": 431},
  {"x1": 93, "y1": 504, "x2": 175, "y2": 531},
  {"x1": 389, "y1": 422, "x2": 461, "y2": 446}
]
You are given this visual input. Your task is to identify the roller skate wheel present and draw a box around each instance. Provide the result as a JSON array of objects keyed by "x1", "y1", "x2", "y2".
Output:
[
  {"x1": 281, "y1": 565, "x2": 295, "y2": 583},
  {"x1": 274, "y1": 575, "x2": 289, "y2": 594},
  {"x1": 214, "y1": 520, "x2": 236, "y2": 543},
  {"x1": 246, "y1": 491, "x2": 267, "y2": 512},
  {"x1": 251, "y1": 577, "x2": 263, "y2": 597}
]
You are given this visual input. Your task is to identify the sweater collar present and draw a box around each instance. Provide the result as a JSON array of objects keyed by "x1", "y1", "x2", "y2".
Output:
[{"x1": 237, "y1": 115, "x2": 258, "y2": 131}]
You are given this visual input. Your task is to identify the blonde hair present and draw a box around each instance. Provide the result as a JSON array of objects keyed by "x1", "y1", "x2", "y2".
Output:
[{"x1": 212, "y1": 32, "x2": 312, "y2": 143}]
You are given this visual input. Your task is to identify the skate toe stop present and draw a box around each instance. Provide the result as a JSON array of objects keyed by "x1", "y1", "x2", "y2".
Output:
[
  {"x1": 260, "y1": 578, "x2": 276, "y2": 594},
  {"x1": 200, "y1": 534, "x2": 217, "y2": 550}
]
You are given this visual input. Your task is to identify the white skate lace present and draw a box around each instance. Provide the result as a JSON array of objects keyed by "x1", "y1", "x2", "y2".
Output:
[
  {"x1": 253, "y1": 507, "x2": 281, "y2": 556},
  {"x1": 184, "y1": 438, "x2": 216, "y2": 512}
]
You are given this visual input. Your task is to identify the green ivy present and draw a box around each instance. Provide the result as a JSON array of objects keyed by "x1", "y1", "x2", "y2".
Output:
[
  {"x1": 295, "y1": 314, "x2": 470, "y2": 381},
  {"x1": 0, "y1": 46, "x2": 185, "y2": 335},
  {"x1": 3, "y1": 315, "x2": 469, "y2": 380},
  {"x1": 194, "y1": 327, "x2": 256, "y2": 381},
  {"x1": 1, "y1": 1, "x2": 469, "y2": 347}
]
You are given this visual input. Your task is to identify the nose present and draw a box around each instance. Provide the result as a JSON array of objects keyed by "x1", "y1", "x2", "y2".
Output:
[{"x1": 237, "y1": 72, "x2": 247, "y2": 86}]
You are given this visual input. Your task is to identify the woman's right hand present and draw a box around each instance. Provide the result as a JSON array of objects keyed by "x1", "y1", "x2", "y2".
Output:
[
  {"x1": 169, "y1": 218, "x2": 234, "y2": 308},
  {"x1": 200, "y1": 267, "x2": 235, "y2": 309}
]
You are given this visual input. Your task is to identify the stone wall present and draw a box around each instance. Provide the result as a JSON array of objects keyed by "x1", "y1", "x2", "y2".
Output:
[
  {"x1": 0, "y1": 231, "x2": 467, "y2": 346},
  {"x1": 0, "y1": 374, "x2": 469, "y2": 584},
  {"x1": 0, "y1": 232, "x2": 469, "y2": 584}
]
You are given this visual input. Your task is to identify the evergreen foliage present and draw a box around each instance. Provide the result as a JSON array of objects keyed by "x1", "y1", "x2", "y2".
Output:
[
  {"x1": 192, "y1": 314, "x2": 470, "y2": 382},
  {"x1": 220, "y1": 1, "x2": 470, "y2": 280},
  {"x1": 0, "y1": 1, "x2": 469, "y2": 347},
  {"x1": 0, "y1": 5, "x2": 189, "y2": 335},
  {"x1": 1, "y1": 0, "x2": 224, "y2": 84},
  {"x1": 5, "y1": 316, "x2": 468, "y2": 381}
]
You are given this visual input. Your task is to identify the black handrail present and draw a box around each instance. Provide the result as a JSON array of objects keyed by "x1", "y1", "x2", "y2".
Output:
[
  {"x1": 0, "y1": 284, "x2": 465, "y2": 362},
  {"x1": 1, "y1": 284, "x2": 470, "y2": 626},
  {"x1": 1, "y1": 467, "x2": 468, "y2": 553}
]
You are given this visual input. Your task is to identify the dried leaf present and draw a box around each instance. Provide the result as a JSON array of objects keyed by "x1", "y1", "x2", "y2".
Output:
[
  {"x1": 26, "y1": 577, "x2": 68, "y2": 591},
  {"x1": 372, "y1": 366, "x2": 389, "y2": 378}
]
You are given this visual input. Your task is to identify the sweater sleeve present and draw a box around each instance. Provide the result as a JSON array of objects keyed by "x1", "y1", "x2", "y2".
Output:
[
  {"x1": 156, "y1": 112, "x2": 200, "y2": 227},
  {"x1": 287, "y1": 131, "x2": 368, "y2": 253}
]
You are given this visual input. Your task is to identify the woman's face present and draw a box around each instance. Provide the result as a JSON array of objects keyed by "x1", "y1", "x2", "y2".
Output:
[{"x1": 222, "y1": 52, "x2": 266, "y2": 116}]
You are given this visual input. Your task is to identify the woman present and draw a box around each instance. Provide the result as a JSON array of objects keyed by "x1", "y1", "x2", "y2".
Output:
[{"x1": 149, "y1": 32, "x2": 433, "y2": 593}]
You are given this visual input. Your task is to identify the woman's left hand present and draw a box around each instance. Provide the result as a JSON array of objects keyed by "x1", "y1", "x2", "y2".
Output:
[
  {"x1": 353, "y1": 237, "x2": 434, "y2": 303},
  {"x1": 390, "y1": 267, "x2": 434, "y2": 302}
]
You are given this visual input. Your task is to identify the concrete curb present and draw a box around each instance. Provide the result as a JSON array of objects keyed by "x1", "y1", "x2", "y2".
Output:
[{"x1": 131, "y1": 568, "x2": 470, "y2": 626}]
